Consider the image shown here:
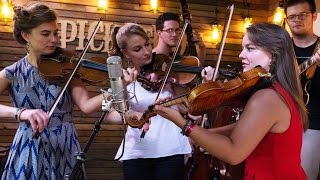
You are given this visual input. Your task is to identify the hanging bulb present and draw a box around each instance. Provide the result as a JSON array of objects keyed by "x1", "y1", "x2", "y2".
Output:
[
  {"x1": 272, "y1": 3, "x2": 285, "y2": 26},
  {"x1": 243, "y1": 16, "x2": 252, "y2": 33},
  {"x1": 211, "y1": 23, "x2": 222, "y2": 45},
  {"x1": 98, "y1": 0, "x2": 108, "y2": 12},
  {"x1": 150, "y1": 0, "x2": 158, "y2": 13},
  {"x1": 0, "y1": 0, "x2": 14, "y2": 21}
]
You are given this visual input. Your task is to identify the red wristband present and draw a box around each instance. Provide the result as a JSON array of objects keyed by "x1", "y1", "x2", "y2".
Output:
[{"x1": 185, "y1": 122, "x2": 196, "y2": 137}]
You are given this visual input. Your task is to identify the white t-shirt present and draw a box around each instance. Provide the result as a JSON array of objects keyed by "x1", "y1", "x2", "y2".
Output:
[{"x1": 115, "y1": 82, "x2": 192, "y2": 160}]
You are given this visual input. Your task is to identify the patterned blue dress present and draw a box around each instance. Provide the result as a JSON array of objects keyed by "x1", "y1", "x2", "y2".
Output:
[{"x1": 2, "y1": 57, "x2": 82, "y2": 180}]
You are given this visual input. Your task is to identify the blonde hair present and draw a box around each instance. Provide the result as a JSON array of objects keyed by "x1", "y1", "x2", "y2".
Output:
[{"x1": 109, "y1": 23, "x2": 149, "y2": 58}]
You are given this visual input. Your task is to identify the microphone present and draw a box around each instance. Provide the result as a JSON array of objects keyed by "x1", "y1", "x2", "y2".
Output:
[{"x1": 106, "y1": 56, "x2": 129, "y2": 114}]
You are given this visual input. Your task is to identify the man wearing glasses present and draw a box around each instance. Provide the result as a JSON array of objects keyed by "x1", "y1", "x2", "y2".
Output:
[
  {"x1": 153, "y1": 12, "x2": 207, "y2": 65},
  {"x1": 152, "y1": 12, "x2": 212, "y2": 112},
  {"x1": 153, "y1": 12, "x2": 182, "y2": 57},
  {"x1": 285, "y1": 0, "x2": 320, "y2": 179}
]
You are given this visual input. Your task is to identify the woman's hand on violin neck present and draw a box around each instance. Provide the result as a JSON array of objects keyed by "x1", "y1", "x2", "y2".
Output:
[
  {"x1": 153, "y1": 96, "x2": 172, "y2": 106},
  {"x1": 153, "y1": 96, "x2": 183, "y2": 124},
  {"x1": 153, "y1": 104, "x2": 185, "y2": 127},
  {"x1": 19, "y1": 109, "x2": 49, "y2": 134},
  {"x1": 177, "y1": 104, "x2": 188, "y2": 115},
  {"x1": 201, "y1": 66, "x2": 215, "y2": 82},
  {"x1": 123, "y1": 67, "x2": 138, "y2": 85}
]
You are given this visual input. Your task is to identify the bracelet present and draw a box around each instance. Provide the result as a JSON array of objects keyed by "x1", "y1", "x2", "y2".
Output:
[
  {"x1": 184, "y1": 122, "x2": 196, "y2": 137},
  {"x1": 180, "y1": 119, "x2": 191, "y2": 136},
  {"x1": 14, "y1": 107, "x2": 26, "y2": 122}
]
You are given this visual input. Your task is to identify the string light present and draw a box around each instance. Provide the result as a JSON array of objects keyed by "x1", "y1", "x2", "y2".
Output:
[
  {"x1": 211, "y1": 6, "x2": 222, "y2": 45},
  {"x1": 97, "y1": 0, "x2": 108, "y2": 12},
  {"x1": 272, "y1": 1, "x2": 286, "y2": 26},
  {"x1": 0, "y1": 0, "x2": 14, "y2": 21},
  {"x1": 211, "y1": 23, "x2": 222, "y2": 45},
  {"x1": 243, "y1": 17, "x2": 252, "y2": 33},
  {"x1": 150, "y1": 0, "x2": 158, "y2": 13},
  {"x1": 243, "y1": 1, "x2": 252, "y2": 33}
]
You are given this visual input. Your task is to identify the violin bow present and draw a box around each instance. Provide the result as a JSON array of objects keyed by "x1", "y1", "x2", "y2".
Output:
[
  {"x1": 212, "y1": 4, "x2": 234, "y2": 81},
  {"x1": 138, "y1": 21, "x2": 189, "y2": 139},
  {"x1": 199, "y1": 4, "x2": 234, "y2": 128},
  {"x1": 154, "y1": 21, "x2": 189, "y2": 101},
  {"x1": 47, "y1": 18, "x2": 103, "y2": 117}
]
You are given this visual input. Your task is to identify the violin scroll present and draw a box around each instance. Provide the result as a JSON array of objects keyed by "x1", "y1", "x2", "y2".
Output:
[{"x1": 126, "y1": 105, "x2": 157, "y2": 128}]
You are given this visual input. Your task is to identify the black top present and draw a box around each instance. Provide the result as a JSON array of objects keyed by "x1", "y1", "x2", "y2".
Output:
[{"x1": 293, "y1": 37, "x2": 320, "y2": 130}]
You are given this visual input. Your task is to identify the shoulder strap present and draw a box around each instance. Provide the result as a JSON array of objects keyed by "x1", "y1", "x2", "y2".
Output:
[{"x1": 299, "y1": 36, "x2": 320, "y2": 78}]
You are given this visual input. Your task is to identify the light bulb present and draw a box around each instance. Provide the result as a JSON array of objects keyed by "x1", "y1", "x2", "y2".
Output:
[
  {"x1": 98, "y1": 0, "x2": 108, "y2": 12},
  {"x1": 243, "y1": 17, "x2": 252, "y2": 33},
  {"x1": 211, "y1": 24, "x2": 222, "y2": 45}
]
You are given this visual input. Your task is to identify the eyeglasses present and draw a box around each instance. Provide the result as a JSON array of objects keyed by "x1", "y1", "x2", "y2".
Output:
[
  {"x1": 286, "y1": 12, "x2": 312, "y2": 22},
  {"x1": 161, "y1": 28, "x2": 181, "y2": 35}
]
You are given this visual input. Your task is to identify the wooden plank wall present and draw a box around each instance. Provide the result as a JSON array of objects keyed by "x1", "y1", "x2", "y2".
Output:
[{"x1": 0, "y1": 0, "x2": 277, "y2": 179}]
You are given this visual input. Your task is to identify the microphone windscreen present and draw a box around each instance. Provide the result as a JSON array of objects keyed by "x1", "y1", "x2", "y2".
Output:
[{"x1": 107, "y1": 56, "x2": 123, "y2": 78}]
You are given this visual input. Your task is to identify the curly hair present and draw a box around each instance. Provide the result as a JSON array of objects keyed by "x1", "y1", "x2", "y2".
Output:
[{"x1": 13, "y1": 3, "x2": 57, "y2": 45}]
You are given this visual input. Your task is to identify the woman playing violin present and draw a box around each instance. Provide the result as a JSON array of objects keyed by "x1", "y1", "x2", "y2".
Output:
[
  {"x1": 154, "y1": 23, "x2": 308, "y2": 179},
  {"x1": 104, "y1": 22, "x2": 213, "y2": 180},
  {"x1": 0, "y1": 3, "x2": 134, "y2": 179}
]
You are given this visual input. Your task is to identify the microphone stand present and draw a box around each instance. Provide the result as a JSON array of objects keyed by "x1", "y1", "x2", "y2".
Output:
[{"x1": 66, "y1": 99, "x2": 112, "y2": 180}]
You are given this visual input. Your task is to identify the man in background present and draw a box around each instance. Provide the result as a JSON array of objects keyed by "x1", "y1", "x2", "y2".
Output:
[{"x1": 285, "y1": 0, "x2": 320, "y2": 179}]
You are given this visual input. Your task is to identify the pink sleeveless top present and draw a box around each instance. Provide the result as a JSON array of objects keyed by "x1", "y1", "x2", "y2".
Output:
[{"x1": 244, "y1": 83, "x2": 307, "y2": 180}]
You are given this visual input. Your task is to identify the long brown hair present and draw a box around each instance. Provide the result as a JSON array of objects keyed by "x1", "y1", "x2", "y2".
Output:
[{"x1": 246, "y1": 23, "x2": 308, "y2": 130}]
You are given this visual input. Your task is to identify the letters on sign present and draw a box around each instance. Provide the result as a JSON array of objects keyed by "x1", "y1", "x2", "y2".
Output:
[{"x1": 58, "y1": 19, "x2": 156, "y2": 52}]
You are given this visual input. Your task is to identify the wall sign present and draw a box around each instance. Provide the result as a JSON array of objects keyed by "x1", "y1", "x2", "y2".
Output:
[{"x1": 58, "y1": 19, "x2": 155, "y2": 52}]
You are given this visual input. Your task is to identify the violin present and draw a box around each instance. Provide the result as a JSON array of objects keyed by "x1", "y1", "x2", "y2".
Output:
[
  {"x1": 141, "y1": 53, "x2": 238, "y2": 89},
  {"x1": 126, "y1": 67, "x2": 271, "y2": 128},
  {"x1": 187, "y1": 67, "x2": 270, "y2": 115},
  {"x1": 39, "y1": 47, "x2": 161, "y2": 91},
  {"x1": 38, "y1": 47, "x2": 109, "y2": 86}
]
